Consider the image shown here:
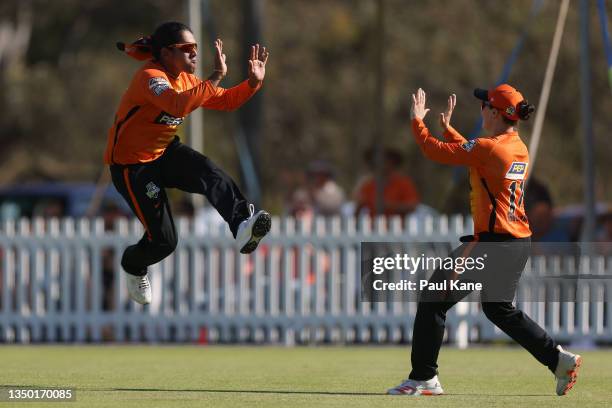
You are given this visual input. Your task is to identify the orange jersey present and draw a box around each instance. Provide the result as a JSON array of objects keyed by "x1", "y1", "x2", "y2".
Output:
[
  {"x1": 357, "y1": 172, "x2": 420, "y2": 216},
  {"x1": 104, "y1": 60, "x2": 261, "y2": 164},
  {"x1": 412, "y1": 118, "x2": 531, "y2": 238}
]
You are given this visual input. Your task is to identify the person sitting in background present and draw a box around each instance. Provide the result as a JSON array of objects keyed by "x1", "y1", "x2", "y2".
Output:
[
  {"x1": 596, "y1": 210, "x2": 612, "y2": 256},
  {"x1": 354, "y1": 148, "x2": 420, "y2": 217},
  {"x1": 525, "y1": 178, "x2": 570, "y2": 242},
  {"x1": 33, "y1": 198, "x2": 65, "y2": 219},
  {"x1": 288, "y1": 188, "x2": 313, "y2": 218},
  {"x1": 305, "y1": 160, "x2": 345, "y2": 216},
  {"x1": 100, "y1": 200, "x2": 127, "y2": 232},
  {"x1": 99, "y1": 201, "x2": 128, "y2": 317},
  {"x1": 598, "y1": 211, "x2": 612, "y2": 241}
]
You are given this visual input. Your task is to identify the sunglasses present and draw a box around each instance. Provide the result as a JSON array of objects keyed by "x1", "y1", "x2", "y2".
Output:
[
  {"x1": 167, "y1": 42, "x2": 198, "y2": 54},
  {"x1": 481, "y1": 100, "x2": 493, "y2": 110}
]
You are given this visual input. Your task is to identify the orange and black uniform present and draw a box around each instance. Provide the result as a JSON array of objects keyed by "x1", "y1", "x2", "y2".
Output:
[
  {"x1": 105, "y1": 60, "x2": 261, "y2": 275},
  {"x1": 412, "y1": 119, "x2": 531, "y2": 238},
  {"x1": 408, "y1": 118, "x2": 558, "y2": 380}
]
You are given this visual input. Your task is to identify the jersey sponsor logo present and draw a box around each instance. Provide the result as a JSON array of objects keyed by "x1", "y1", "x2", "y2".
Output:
[
  {"x1": 461, "y1": 140, "x2": 476, "y2": 152},
  {"x1": 145, "y1": 182, "x2": 160, "y2": 199},
  {"x1": 155, "y1": 111, "x2": 184, "y2": 126},
  {"x1": 148, "y1": 77, "x2": 170, "y2": 96},
  {"x1": 505, "y1": 162, "x2": 528, "y2": 180}
]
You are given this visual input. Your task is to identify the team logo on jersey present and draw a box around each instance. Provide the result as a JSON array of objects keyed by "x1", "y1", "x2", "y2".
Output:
[
  {"x1": 505, "y1": 162, "x2": 528, "y2": 180},
  {"x1": 155, "y1": 111, "x2": 184, "y2": 126},
  {"x1": 148, "y1": 77, "x2": 170, "y2": 96},
  {"x1": 461, "y1": 140, "x2": 476, "y2": 152},
  {"x1": 145, "y1": 182, "x2": 160, "y2": 199}
]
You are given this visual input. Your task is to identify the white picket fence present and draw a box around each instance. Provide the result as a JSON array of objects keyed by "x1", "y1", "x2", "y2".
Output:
[{"x1": 0, "y1": 215, "x2": 610, "y2": 346}]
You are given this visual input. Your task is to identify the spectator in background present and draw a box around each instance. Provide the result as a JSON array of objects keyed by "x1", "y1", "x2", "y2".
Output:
[
  {"x1": 288, "y1": 188, "x2": 313, "y2": 218},
  {"x1": 596, "y1": 210, "x2": 612, "y2": 256},
  {"x1": 99, "y1": 200, "x2": 128, "y2": 317},
  {"x1": 174, "y1": 198, "x2": 195, "y2": 219},
  {"x1": 524, "y1": 177, "x2": 552, "y2": 213},
  {"x1": 598, "y1": 211, "x2": 612, "y2": 242},
  {"x1": 32, "y1": 198, "x2": 65, "y2": 218},
  {"x1": 306, "y1": 160, "x2": 345, "y2": 216},
  {"x1": 288, "y1": 161, "x2": 345, "y2": 217},
  {"x1": 100, "y1": 200, "x2": 126, "y2": 232},
  {"x1": 354, "y1": 148, "x2": 420, "y2": 217},
  {"x1": 525, "y1": 178, "x2": 570, "y2": 242}
]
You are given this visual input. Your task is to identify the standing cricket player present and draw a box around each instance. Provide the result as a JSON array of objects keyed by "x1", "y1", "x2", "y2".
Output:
[
  {"x1": 103, "y1": 22, "x2": 271, "y2": 305},
  {"x1": 387, "y1": 85, "x2": 581, "y2": 396}
]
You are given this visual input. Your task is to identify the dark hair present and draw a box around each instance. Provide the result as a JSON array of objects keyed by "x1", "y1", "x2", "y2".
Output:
[
  {"x1": 503, "y1": 100, "x2": 536, "y2": 126},
  {"x1": 151, "y1": 22, "x2": 192, "y2": 60}
]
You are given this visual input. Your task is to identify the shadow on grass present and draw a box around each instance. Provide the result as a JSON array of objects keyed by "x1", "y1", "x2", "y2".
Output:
[
  {"x1": 98, "y1": 388, "x2": 552, "y2": 397},
  {"x1": 110, "y1": 388, "x2": 383, "y2": 396},
  {"x1": 2, "y1": 385, "x2": 552, "y2": 398}
]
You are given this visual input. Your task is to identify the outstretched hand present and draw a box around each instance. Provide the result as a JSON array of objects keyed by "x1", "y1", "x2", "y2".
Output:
[
  {"x1": 248, "y1": 44, "x2": 269, "y2": 88},
  {"x1": 213, "y1": 39, "x2": 227, "y2": 77},
  {"x1": 411, "y1": 88, "x2": 430, "y2": 120},
  {"x1": 439, "y1": 94, "x2": 456, "y2": 130},
  {"x1": 207, "y1": 39, "x2": 227, "y2": 87}
]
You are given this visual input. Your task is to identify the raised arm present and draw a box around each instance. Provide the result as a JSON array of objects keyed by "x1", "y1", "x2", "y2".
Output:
[
  {"x1": 410, "y1": 88, "x2": 492, "y2": 166},
  {"x1": 200, "y1": 80, "x2": 261, "y2": 111},
  {"x1": 200, "y1": 42, "x2": 269, "y2": 111},
  {"x1": 141, "y1": 69, "x2": 219, "y2": 117}
]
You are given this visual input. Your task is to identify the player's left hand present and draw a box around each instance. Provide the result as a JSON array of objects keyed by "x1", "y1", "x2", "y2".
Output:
[
  {"x1": 248, "y1": 44, "x2": 269, "y2": 88},
  {"x1": 411, "y1": 88, "x2": 430, "y2": 120},
  {"x1": 439, "y1": 93, "x2": 456, "y2": 130},
  {"x1": 213, "y1": 39, "x2": 227, "y2": 77}
]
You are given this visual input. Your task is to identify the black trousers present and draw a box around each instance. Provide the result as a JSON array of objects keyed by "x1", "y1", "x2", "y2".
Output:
[
  {"x1": 110, "y1": 137, "x2": 250, "y2": 276},
  {"x1": 409, "y1": 235, "x2": 559, "y2": 380}
]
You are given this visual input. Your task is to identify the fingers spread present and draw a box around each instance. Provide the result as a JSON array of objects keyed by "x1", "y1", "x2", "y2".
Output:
[{"x1": 417, "y1": 88, "x2": 426, "y2": 105}]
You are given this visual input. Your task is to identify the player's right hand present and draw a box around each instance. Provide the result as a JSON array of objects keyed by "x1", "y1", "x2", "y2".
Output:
[
  {"x1": 439, "y1": 93, "x2": 456, "y2": 130},
  {"x1": 411, "y1": 88, "x2": 430, "y2": 120}
]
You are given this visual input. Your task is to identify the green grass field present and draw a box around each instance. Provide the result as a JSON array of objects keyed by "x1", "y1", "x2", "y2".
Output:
[{"x1": 0, "y1": 345, "x2": 610, "y2": 407}]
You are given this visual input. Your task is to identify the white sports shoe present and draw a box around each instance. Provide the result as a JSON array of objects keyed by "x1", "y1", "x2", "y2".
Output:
[
  {"x1": 125, "y1": 273, "x2": 152, "y2": 305},
  {"x1": 387, "y1": 375, "x2": 444, "y2": 396},
  {"x1": 554, "y1": 345, "x2": 582, "y2": 396},
  {"x1": 236, "y1": 204, "x2": 271, "y2": 254}
]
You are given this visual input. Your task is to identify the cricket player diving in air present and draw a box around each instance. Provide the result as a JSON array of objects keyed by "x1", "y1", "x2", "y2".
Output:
[
  {"x1": 387, "y1": 85, "x2": 581, "y2": 396},
  {"x1": 103, "y1": 22, "x2": 271, "y2": 305}
]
